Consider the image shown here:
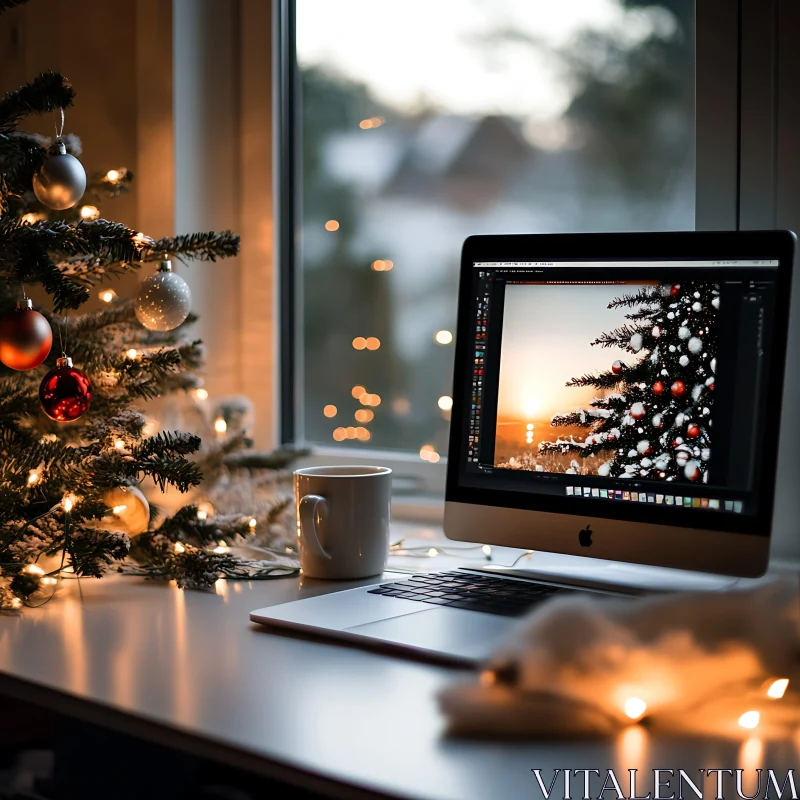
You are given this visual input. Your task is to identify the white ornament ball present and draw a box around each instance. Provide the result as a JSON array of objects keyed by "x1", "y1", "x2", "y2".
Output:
[
  {"x1": 678, "y1": 326, "x2": 691, "y2": 340},
  {"x1": 652, "y1": 413, "x2": 663, "y2": 428},
  {"x1": 33, "y1": 141, "x2": 87, "y2": 210},
  {"x1": 630, "y1": 333, "x2": 644, "y2": 352},
  {"x1": 628, "y1": 449, "x2": 638, "y2": 458},
  {"x1": 694, "y1": 291, "x2": 700, "y2": 299},
  {"x1": 652, "y1": 326, "x2": 661, "y2": 338},
  {"x1": 710, "y1": 357, "x2": 716, "y2": 373},
  {"x1": 668, "y1": 345, "x2": 676, "y2": 353},
  {"x1": 712, "y1": 296, "x2": 720, "y2": 309},
  {"x1": 631, "y1": 401, "x2": 645, "y2": 420},
  {"x1": 597, "y1": 462, "x2": 611, "y2": 477},
  {"x1": 135, "y1": 260, "x2": 192, "y2": 331},
  {"x1": 641, "y1": 457, "x2": 652, "y2": 468},
  {"x1": 637, "y1": 440, "x2": 650, "y2": 454},
  {"x1": 679, "y1": 354, "x2": 689, "y2": 367},
  {"x1": 688, "y1": 336, "x2": 703, "y2": 354},
  {"x1": 667, "y1": 312, "x2": 675, "y2": 320},
  {"x1": 676, "y1": 450, "x2": 689, "y2": 467},
  {"x1": 692, "y1": 301, "x2": 702, "y2": 312},
  {"x1": 701, "y1": 448, "x2": 711, "y2": 461}
]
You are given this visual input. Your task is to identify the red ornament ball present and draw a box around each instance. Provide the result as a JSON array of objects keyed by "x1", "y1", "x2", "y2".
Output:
[
  {"x1": 611, "y1": 360, "x2": 624, "y2": 375},
  {"x1": 652, "y1": 381, "x2": 665, "y2": 395},
  {"x1": 39, "y1": 357, "x2": 91, "y2": 422},
  {"x1": 707, "y1": 380, "x2": 715, "y2": 391},
  {"x1": 687, "y1": 424, "x2": 700, "y2": 438},
  {"x1": 0, "y1": 300, "x2": 52, "y2": 371},
  {"x1": 630, "y1": 402, "x2": 646, "y2": 420},
  {"x1": 671, "y1": 380, "x2": 686, "y2": 397},
  {"x1": 670, "y1": 284, "x2": 681, "y2": 296}
]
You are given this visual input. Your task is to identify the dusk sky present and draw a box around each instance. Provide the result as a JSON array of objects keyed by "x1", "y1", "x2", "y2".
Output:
[{"x1": 496, "y1": 283, "x2": 642, "y2": 420}]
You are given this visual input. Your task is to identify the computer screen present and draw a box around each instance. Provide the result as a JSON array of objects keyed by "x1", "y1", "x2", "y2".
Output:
[{"x1": 455, "y1": 258, "x2": 781, "y2": 533}]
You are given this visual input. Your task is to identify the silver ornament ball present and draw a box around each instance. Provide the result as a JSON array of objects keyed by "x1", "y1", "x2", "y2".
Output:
[
  {"x1": 32, "y1": 141, "x2": 87, "y2": 210},
  {"x1": 134, "y1": 260, "x2": 192, "y2": 331}
]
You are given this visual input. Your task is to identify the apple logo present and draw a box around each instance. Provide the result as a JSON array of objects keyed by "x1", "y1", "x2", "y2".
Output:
[{"x1": 578, "y1": 524, "x2": 593, "y2": 547}]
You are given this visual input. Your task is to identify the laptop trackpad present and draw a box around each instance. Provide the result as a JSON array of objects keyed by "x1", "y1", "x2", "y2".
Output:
[{"x1": 347, "y1": 607, "x2": 515, "y2": 661}]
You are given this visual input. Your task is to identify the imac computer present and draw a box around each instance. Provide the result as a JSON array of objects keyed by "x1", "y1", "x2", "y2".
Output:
[
  {"x1": 252, "y1": 231, "x2": 795, "y2": 665},
  {"x1": 445, "y1": 231, "x2": 796, "y2": 579}
]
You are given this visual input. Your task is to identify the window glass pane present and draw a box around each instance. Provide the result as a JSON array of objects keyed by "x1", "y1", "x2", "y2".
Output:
[{"x1": 296, "y1": 0, "x2": 695, "y2": 456}]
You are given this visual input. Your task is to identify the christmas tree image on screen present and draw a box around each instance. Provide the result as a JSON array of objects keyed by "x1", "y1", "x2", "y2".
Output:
[{"x1": 494, "y1": 282, "x2": 719, "y2": 485}]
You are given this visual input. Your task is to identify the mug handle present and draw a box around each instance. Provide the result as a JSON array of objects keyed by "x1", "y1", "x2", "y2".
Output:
[{"x1": 298, "y1": 494, "x2": 332, "y2": 561}]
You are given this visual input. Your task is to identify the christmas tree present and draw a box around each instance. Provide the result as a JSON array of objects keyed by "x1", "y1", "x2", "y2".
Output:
[
  {"x1": 0, "y1": 62, "x2": 298, "y2": 609},
  {"x1": 543, "y1": 281, "x2": 719, "y2": 483}
]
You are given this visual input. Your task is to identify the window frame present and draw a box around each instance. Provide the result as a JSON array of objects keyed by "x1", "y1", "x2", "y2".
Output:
[{"x1": 274, "y1": 0, "x2": 785, "y2": 505}]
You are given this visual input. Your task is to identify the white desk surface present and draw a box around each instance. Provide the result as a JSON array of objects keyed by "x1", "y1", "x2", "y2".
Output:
[{"x1": 0, "y1": 541, "x2": 795, "y2": 800}]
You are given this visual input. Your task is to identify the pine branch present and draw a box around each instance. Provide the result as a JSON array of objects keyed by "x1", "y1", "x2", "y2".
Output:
[
  {"x1": 565, "y1": 371, "x2": 625, "y2": 389},
  {"x1": 144, "y1": 231, "x2": 240, "y2": 262},
  {"x1": 134, "y1": 431, "x2": 201, "y2": 460},
  {"x1": 591, "y1": 324, "x2": 641, "y2": 349},
  {"x1": 19, "y1": 250, "x2": 90, "y2": 311},
  {"x1": 607, "y1": 287, "x2": 661, "y2": 309},
  {"x1": 0, "y1": 72, "x2": 75, "y2": 135}
]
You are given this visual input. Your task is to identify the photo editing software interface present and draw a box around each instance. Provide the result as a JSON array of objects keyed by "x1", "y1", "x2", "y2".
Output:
[{"x1": 459, "y1": 259, "x2": 779, "y2": 519}]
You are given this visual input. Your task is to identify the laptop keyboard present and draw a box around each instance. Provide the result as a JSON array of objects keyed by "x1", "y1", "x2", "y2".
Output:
[{"x1": 367, "y1": 571, "x2": 575, "y2": 617}]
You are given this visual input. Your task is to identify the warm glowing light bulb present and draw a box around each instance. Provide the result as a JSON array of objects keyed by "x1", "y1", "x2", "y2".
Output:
[
  {"x1": 739, "y1": 710, "x2": 760, "y2": 729},
  {"x1": 482, "y1": 545, "x2": 492, "y2": 556},
  {"x1": 438, "y1": 396, "x2": 453, "y2": 411},
  {"x1": 356, "y1": 427, "x2": 370, "y2": 441},
  {"x1": 112, "y1": 504, "x2": 128, "y2": 514},
  {"x1": 106, "y1": 169, "x2": 121, "y2": 182},
  {"x1": 24, "y1": 564, "x2": 44, "y2": 576},
  {"x1": 479, "y1": 670, "x2": 496, "y2": 687},
  {"x1": 352, "y1": 337, "x2": 366, "y2": 350},
  {"x1": 249, "y1": 518, "x2": 257, "y2": 528},
  {"x1": 197, "y1": 510, "x2": 208, "y2": 520},
  {"x1": 352, "y1": 385, "x2": 366, "y2": 399},
  {"x1": 214, "y1": 418, "x2": 227, "y2": 434},
  {"x1": 21, "y1": 212, "x2": 40, "y2": 225},
  {"x1": 324, "y1": 220, "x2": 340, "y2": 231},
  {"x1": 332, "y1": 427, "x2": 346, "y2": 441},
  {"x1": 365, "y1": 337, "x2": 380, "y2": 350},
  {"x1": 195, "y1": 388, "x2": 209, "y2": 401},
  {"x1": 126, "y1": 348, "x2": 139, "y2": 359},
  {"x1": 323, "y1": 404, "x2": 337, "y2": 418},
  {"x1": 359, "y1": 119, "x2": 373, "y2": 129},
  {"x1": 767, "y1": 678, "x2": 789, "y2": 699},
  {"x1": 174, "y1": 542, "x2": 185, "y2": 554},
  {"x1": 213, "y1": 545, "x2": 228, "y2": 554},
  {"x1": 435, "y1": 330, "x2": 453, "y2": 345},
  {"x1": 100, "y1": 290, "x2": 115, "y2": 303},
  {"x1": 11, "y1": 597, "x2": 22, "y2": 609},
  {"x1": 526, "y1": 423, "x2": 534, "y2": 431},
  {"x1": 114, "y1": 439, "x2": 125, "y2": 451},
  {"x1": 41, "y1": 576, "x2": 57, "y2": 586},
  {"x1": 624, "y1": 697, "x2": 648, "y2": 720},
  {"x1": 80, "y1": 204, "x2": 99, "y2": 220},
  {"x1": 355, "y1": 409, "x2": 374, "y2": 422},
  {"x1": 62, "y1": 495, "x2": 74, "y2": 512},
  {"x1": 133, "y1": 231, "x2": 150, "y2": 247},
  {"x1": 27, "y1": 470, "x2": 39, "y2": 485},
  {"x1": 428, "y1": 548, "x2": 438, "y2": 557}
]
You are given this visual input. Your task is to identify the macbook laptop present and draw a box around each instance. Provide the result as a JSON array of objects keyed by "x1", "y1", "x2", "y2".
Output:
[{"x1": 251, "y1": 231, "x2": 796, "y2": 666}]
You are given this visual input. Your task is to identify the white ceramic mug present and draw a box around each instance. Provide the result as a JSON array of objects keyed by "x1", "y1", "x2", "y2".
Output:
[{"x1": 294, "y1": 465, "x2": 392, "y2": 580}]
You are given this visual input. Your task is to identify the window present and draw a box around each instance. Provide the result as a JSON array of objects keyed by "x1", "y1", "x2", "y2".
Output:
[{"x1": 284, "y1": 0, "x2": 699, "y2": 471}]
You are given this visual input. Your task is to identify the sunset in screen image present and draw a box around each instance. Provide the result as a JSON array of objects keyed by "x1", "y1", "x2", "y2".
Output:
[{"x1": 494, "y1": 282, "x2": 645, "y2": 473}]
